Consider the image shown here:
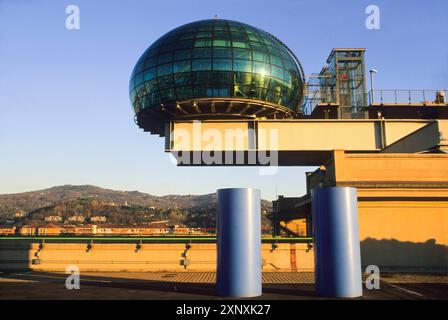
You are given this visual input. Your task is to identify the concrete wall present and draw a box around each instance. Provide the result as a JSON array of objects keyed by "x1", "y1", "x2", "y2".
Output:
[
  {"x1": 0, "y1": 242, "x2": 314, "y2": 273},
  {"x1": 358, "y1": 202, "x2": 448, "y2": 271},
  {"x1": 274, "y1": 211, "x2": 448, "y2": 272},
  {"x1": 335, "y1": 153, "x2": 448, "y2": 185},
  {"x1": 280, "y1": 219, "x2": 307, "y2": 236}
]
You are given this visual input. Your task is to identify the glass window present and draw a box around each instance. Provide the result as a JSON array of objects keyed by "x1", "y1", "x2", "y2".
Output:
[
  {"x1": 271, "y1": 65, "x2": 285, "y2": 79},
  {"x1": 280, "y1": 51, "x2": 291, "y2": 62},
  {"x1": 134, "y1": 72, "x2": 144, "y2": 87},
  {"x1": 173, "y1": 61, "x2": 191, "y2": 73},
  {"x1": 157, "y1": 75, "x2": 174, "y2": 88},
  {"x1": 158, "y1": 42, "x2": 177, "y2": 53},
  {"x1": 211, "y1": 72, "x2": 231, "y2": 86},
  {"x1": 143, "y1": 68, "x2": 156, "y2": 81},
  {"x1": 159, "y1": 88, "x2": 176, "y2": 101},
  {"x1": 129, "y1": 76, "x2": 135, "y2": 92},
  {"x1": 256, "y1": 88, "x2": 268, "y2": 101},
  {"x1": 137, "y1": 97, "x2": 145, "y2": 108},
  {"x1": 182, "y1": 26, "x2": 196, "y2": 33},
  {"x1": 196, "y1": 31, "x2": 212, "y2": 38},
  {"x1": 283, "y1": 58, "x2": 296, "y2": 71},
  {"x1": 250, "y1": 41, "x2": 266, "y2": 52},
  {"x1": 174, "y1": 50, "x2": 191, "y2": 61},
  {"x1": 192, "y1": 71, "x2": 211, "y2": 85},
  {"x1": 233, "y1": 48, "x2": 251, "y2": 60},
  {"x1": 233, "y1": 59, "x2": 252, "y2": 72},
  {"x1": 144, "y1": 79, "x2": 157, "y2": 93},
  {"x1": 266, "y1": 45, "x2": 281, "y2": 56},
  {"x1": 133, "y1": 100, "x2": 141, "y2": 113},
  {"x1": 270, "y1": 55, "x2": 284, "y2": 67},
  {"x1": 192, "y1": 48, "x2": 211, "y2": 58},
  {"x1": 270, "y1": 78, "x2": 284, "y2": 92},
  {"x1": 194, "y1": 39, "x2": 212, "y2": 47},
  {"x1": 174, "y1": 73, "x2": 191, "y2": 86},
  {"x1": 144, "y1": 46, "x2": 159, "y2": 56},
  {"x1": 175, "y1": 86, "x2": 193, "y2": 100},
  {"x1": 253, "y1": 74, "x2": 268, "y2": 88},
  {"x1": 213, "y1": 87, "x2": 230, "y2": 97},
  {"x1": 194, "y1": 86, "x2": 208, "y2": 97},
  {"x1": 192, "y1": 59, "x2": 211, "y2": 71},
  {"x1": 134, "y1": 60, "x2": 145, "y2": 74},
  {"x1": 289, "y1": 70, "x2": 299, "y2": 83},
  {"x1": 267, "y1": 89, "x2": 281, "y2": 104},
  {"x1": 177, "y1": 40, "x2": 194, "y2": 49},
  {"x1": 283, "y1": 70, "x2": 292, "y2": 83},
  {"x1": 142, "y1": 96, "x2": 151, "y2": 108},
  {"x1": 213, "y1": 48, "x2": 232, "y2": 58},
  {"x1": 213, "y1": 59, "x2": 232, "y2": 71},
  {"x1": 198, "y1": 25, "x2": 212, "y2": 31},
  {"x1": 157, "y1": 52, "x2": 172, "y2": 64},
  {"x1": 252, "y1": 51, "x2": 269, "y2": 63},
  {"x1": 157, "y1": 63, "x2": 172, "y2": 77},
  {"x1": 178, "y1": 33, "x2": 195, "y2": 40},
  {"x1": 232, "y1": 41, "x2": 249, "y2": 49},
  {"x1": 231, "y1": 32, "x2": 248, "y2": 40},
  {"x1": 130, "y1": 89, "x2": 137, "y2": 103},
  {"x1": 261, "y1": 36, "x2": 275, "y2": 46},
  {"x1": 230, "y1": 26, "x2": 243, "y2": 32},
  {"x1": 253, "y1": 61, "x2": 269, "y2": 75},
  {"x1": 236, "y1": 85, "x2": 253, "y2": 98},
  {"x1": 234, "y1": 72, "x2": 252, "y2": 86},
  {"x1": 248, "y1": 34, "x2": 260, "y2": 42},
  {"x1": 214, "y1": 25, "x2": 228, "y2": 32},
  {"x1": 136, "y1": 84, "x2": 146, "y2": 98},
  {"x1": 213, "y1": 39, "x2": 231, "y2": 47},
  {"x1": 214, "y1": 31, "x2": 231, "y2": 39},
  {"x1": 144, "y1": 56, "x2": 158, "y2": 68}
]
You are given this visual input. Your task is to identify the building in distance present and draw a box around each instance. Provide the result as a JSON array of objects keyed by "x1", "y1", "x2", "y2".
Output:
[
  {"x1": 44, "y1": 216, "x2": 62, "y2": 222},
  {"x1": 67, "y1": 215, "x2": 85, "y2": 223},
  {"x1": 90, "y1": 216, "x2": 107, "y2": 222}
]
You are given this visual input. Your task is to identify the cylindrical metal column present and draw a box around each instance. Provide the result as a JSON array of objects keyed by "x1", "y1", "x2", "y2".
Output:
[
  {"x1": 216, "y1": 188, "x2": 262, "y2": 297},
  {"x1": 311, "y1": 187, "x2": 363, "y2": 298}
]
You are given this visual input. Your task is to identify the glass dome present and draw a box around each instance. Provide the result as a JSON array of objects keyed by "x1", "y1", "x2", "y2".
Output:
[{"x1": 129, "y1": 19, "x2": 305, "y2": 134}]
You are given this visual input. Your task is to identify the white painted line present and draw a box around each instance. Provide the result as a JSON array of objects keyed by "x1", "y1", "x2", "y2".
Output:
[{"x1": 385, "y1": 283, "x2": 424, "y2": 297}]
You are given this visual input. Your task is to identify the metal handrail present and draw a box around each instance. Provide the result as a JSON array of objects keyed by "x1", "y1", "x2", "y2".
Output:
[{"x1": 368, "y1": 89, "x2": 447, "y2": 105}]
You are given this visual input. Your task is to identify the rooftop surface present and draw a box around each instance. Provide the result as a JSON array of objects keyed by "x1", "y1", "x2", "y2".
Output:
[{"x1": 1, "y1": 271, "x2": 447, "y2": 300}]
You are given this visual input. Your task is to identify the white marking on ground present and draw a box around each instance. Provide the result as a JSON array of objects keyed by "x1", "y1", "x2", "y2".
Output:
[{"x1": 385, "y1": 283, "x2": 424, "y2": 297}]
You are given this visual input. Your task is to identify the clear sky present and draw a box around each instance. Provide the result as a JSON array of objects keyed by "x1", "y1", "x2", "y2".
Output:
[{"x1": 0, "y1": 0, "x2": 447, "y2": 200}]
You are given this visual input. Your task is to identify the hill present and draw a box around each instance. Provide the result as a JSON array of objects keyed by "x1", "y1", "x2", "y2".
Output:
[{"x1": 0, "y1": 185, "x2": 273, "y2": 230}]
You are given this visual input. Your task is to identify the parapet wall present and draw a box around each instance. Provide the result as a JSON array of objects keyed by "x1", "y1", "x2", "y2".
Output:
[{"x1": 0, "y1": 242, "x2": 314, "y2": 272}]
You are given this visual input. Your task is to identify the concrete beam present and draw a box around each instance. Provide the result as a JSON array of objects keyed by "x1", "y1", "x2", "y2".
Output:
[
  {"x1": 381, "y1": 120, "x2": 448, "y2": 153},
  {"x1": 166, "y1": 119, "x2": 435, "y2": 166}
]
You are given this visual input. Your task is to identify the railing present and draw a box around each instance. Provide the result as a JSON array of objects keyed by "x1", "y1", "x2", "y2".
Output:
[
  {"x1": 301, "y1": 88, "x2": 338, "y2": 115},
  {"x1": 0, "y1": 235, "x2": 313, "y2": 243},
  {"x1": 368, "y1": 89, "x2": 447, "y2": 105},
  {"x1": 302, "y1": 89, "x2": 447, "y2": 115}
]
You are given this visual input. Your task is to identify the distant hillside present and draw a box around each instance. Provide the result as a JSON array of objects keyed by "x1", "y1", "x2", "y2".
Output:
[{"x1": 0, "y1": 185, "x2": 272, "y2": 230}]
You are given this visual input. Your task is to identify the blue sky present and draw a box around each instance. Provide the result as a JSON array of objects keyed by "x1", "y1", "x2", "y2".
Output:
[{"x1": 0, "y1": 0, "x2": 447, "y2": 200}]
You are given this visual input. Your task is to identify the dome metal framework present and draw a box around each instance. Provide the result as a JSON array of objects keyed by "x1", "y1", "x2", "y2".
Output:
[{"x1": 129, "y1": 19, "x2": 305, "y2": 135}]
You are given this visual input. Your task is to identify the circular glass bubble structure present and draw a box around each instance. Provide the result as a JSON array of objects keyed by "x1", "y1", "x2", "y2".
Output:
[{"x1": 129, "y1": 19, "x2": 305, "y2": 135}]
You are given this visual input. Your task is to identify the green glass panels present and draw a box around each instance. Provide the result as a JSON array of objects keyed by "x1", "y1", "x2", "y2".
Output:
[{"x1": 129, "y1": 19, "x2": 304, "y2": 114}]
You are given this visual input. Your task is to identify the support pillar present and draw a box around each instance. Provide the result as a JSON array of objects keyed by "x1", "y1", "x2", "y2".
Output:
[
  {"x1": 216, "y1": 188, "x2": 262, "y2": 297},
  {"x1": 311, "y1": 187, "x2": 363, "y2": 298}
]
